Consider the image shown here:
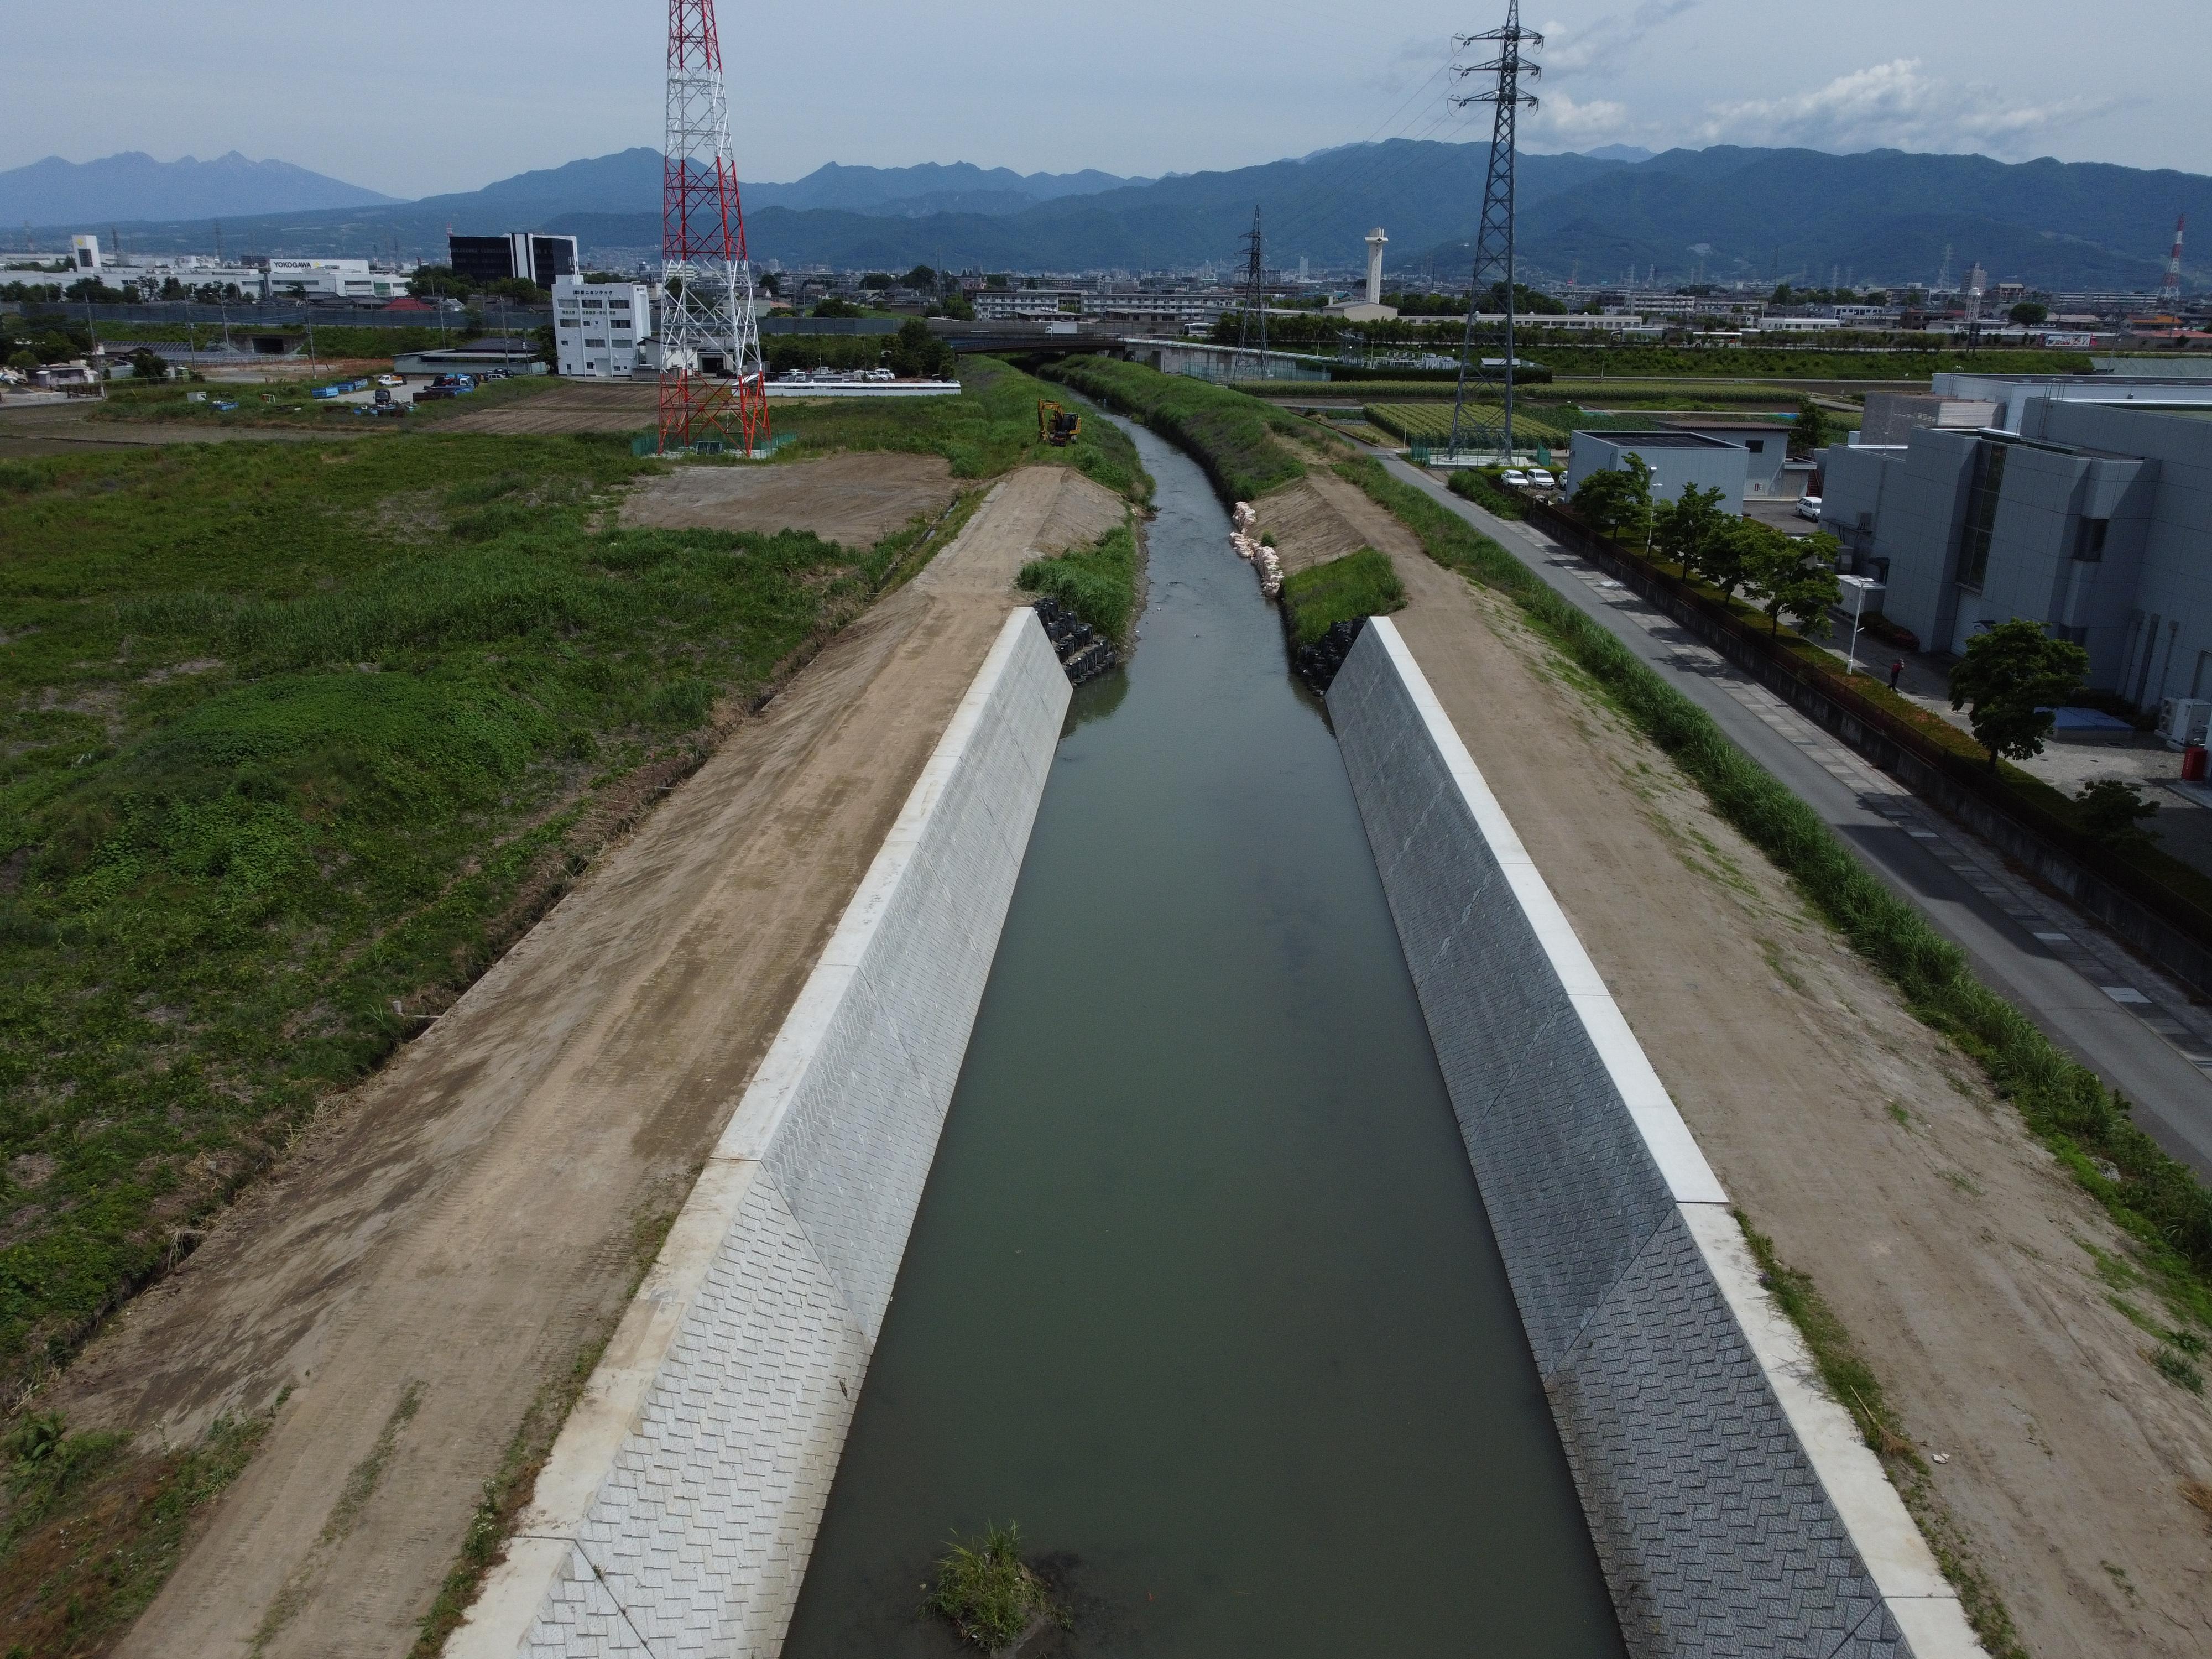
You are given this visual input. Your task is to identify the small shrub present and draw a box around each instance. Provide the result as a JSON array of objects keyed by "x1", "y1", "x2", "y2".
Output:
[{"x1": 924, "y1": 1523, "x2": 1056, "y2": 1650}]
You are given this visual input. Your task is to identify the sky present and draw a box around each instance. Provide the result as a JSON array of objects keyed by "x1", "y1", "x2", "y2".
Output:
[{"x1": 6, "y1": 0, "x2": 2205, "y2": 197}]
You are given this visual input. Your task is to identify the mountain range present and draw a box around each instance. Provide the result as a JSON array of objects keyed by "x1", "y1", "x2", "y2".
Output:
[
  {"x1": 8, "y1": 143, "x2": 2205, "y2": 293},
  {"x1": 0, "y1": 152, "x2": 397, "y2": 225}
]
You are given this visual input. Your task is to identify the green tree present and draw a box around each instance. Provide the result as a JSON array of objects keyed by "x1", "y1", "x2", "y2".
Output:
[
  {"x1": 902, "y1": 264, "x2": 938, "y2": 290},
  {"x1": 860, "y1": 271, "x2": 896, "y2": 291},
  {"x1": 1739, "y1": 525, "x2": 1840, "y2": 635},
  {"x1": 2009, "y1": 301, "x2": 2049, "y2": 326},
  {"x1": 7, "y1": 348, "x2": 39, "y2": 373},
  {"x1": 937, "y1": 291, "x2": 975, "y2": 321},
  {"x1": 1652, "y1": 482, "x2": 1728, "y2": 578},
  {"x1": 410, "y1": 264, "x2": 474, "y2": 299},
  {"x1": 886, "y1": 316, "x2": 953, "y2": 380},
  {"x1": 812, "y1": 294, "x2": 862, "y2": 319},
  {"x1": 2074, "y1": 778, "x2": 2158, "y2": 847},
  {"x1": 1948, "y1": 619, "x2": 2090, "y2": 769},
  {"x1": 1791, "y1": 397, "x2": 1830, "y2": 457},
  {"x1": 1572, "y1": 455, "x2": 1652, "y2": 541},
  {"x1": 126, "y1": 347, "x2": 169, "y2": 382}
]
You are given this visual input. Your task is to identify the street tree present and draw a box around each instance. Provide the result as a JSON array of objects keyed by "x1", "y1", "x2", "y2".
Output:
[
  {"x1": 1572, "y1": 455, "x2": 1652, "y2": 542},
  {"x1": 1741, "y1": 525, "x2": 1841, "y2": 635},
  {"x1": 2009, "y1": 301, "x2": 2049, "y2": 326},
  {"x1": 2074, "y1": 778, "x2": 2158, "y2": 847},
  {"x1": 1790, "y1": 398, "x2": 1830, "y2": 458},
  {"x1": 1948, "y1": 619, "x2": 2090, "y2": 769},
  {"x1": 1652, "y1": 482, "x2": 1728, "y2": 578}
]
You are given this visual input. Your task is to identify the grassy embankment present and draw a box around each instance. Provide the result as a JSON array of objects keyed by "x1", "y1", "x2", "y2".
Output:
[
  {"x1": 1279, "y1": 549, "x2": 1406, "y2": 646},
  {"x1": 1041, "y1": 357, "x2": 1305, "y2": 503},
  {"x1": 1340, "y1": 454, "x2": 2212, "y2": 1655},
  {"x1": 1018, "y1": 523, "x2": 1141, "y2": 643},
  {"x1": 1340, "y1": 455, "x2": 2212, "y2": 1328},
  {"x1": 0, "y1": 359, "x2": 1141, "y2": 1645}
]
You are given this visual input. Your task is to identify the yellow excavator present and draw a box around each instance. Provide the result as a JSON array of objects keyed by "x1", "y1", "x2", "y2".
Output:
[{"x1": 1038, "y1": 399, "x2": 1081, "y2": 447}]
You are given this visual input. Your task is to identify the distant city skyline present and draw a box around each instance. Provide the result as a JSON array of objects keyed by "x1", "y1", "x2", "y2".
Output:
[{"x1": 6, "y1": 0, "x2": 2204, "y2": 202}]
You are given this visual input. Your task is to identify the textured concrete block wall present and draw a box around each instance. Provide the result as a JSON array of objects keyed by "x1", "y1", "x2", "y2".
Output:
[
  {"x1": 457, "y1": 612, "x2": 1071, "y2": 1659},
  {"x1": 1327, "y1": 619, "x2": 1980, "y2": 1659}
]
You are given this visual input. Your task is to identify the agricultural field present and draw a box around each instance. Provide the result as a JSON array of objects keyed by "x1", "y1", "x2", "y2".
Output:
[
  {"x1": 0, "y1": 357, "x2": 1139, "y2": 1413},
  {"x1": 1361, "y1": 402, "x2": 1573, "y2": 448}
]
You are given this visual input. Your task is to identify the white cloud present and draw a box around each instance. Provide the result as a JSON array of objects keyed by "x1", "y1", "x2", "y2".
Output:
[
  {"x1": 1538, "y1": 0, "x2": 1698, "y2": 79},
  {"x1": 1697, "y1": 59, "x2": 2128, "y2": 159},
  {"x1": 1526, "y1": 90, "x2": 1637, "y2": 146}
]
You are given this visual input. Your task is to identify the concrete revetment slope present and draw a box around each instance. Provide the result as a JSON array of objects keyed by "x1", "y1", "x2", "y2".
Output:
[
  {"x1": 1326, "y1": 618, "x2": 1983, "y2": 1659},
  {"x1": 453, "y1": 611, "x2": 1070, "y2": 1659}
]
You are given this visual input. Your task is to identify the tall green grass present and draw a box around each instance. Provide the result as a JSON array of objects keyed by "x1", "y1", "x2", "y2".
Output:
[
  {"x1": 1041, "y1": 358, "x2": 1306, "y2": 503},
  {"x1": 1339, "y1": 455, "x2": 2212, "y2": 1314},
  {"x1": 1018, "y1": 521, "x2": 1139, "y2": 643},
  {"x1": 1279, "y1": 547, "x2": 1406, "y2": 646}
]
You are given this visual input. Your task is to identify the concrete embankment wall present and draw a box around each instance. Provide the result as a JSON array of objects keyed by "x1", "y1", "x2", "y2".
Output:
[
  {"x1": 455, "y1": 611, "x2": 1071, "y2": 1659},
  {"x1": 1327, "y1": 619, "x2": 1981, "y2": 1659}
]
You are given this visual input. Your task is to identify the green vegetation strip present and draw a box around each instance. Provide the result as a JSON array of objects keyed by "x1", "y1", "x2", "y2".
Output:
[
  {"x1": 1042, "y1": 357, "x2": 1306, "y2": 503},
  {"x1": 1279, "y1": 548, "x2": 1406, "y2": 646},
  {"x1": 1339, "y1": 456, "x2": 2212, "y2": 1325},
  {"x1": 1018, "y1": 520, "x2": 1140, "y2": 643},
  {"x1": 0, "y1": 359, "x2": 1136, "y2": 1406},
  {"x1": 924, "y1": 1522, "x2": 1062, "y2": 1650}
]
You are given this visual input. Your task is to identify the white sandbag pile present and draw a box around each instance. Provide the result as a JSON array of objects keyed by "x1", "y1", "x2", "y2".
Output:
[{"x1": 1228, "y1": 501, "x2": 1282, "y2": 597}]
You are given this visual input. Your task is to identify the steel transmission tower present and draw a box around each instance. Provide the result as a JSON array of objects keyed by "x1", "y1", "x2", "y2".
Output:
[
  {"x1": 1236, "y1": 208, "x2": 1268, "y2": 379},
  {"x1": 659, "y1": 0, "x2": 768, "y2": 456},
  {"x1": 1447, "y1": 3, "x2": 1541, "y2": 457},
  {"x1": 2158, "y1": 213, "x2": 2186, "y2": 311}
]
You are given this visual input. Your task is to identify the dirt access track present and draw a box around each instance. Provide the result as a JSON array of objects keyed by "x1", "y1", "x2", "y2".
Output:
[
  {"x1": 1376, "y1": 521, "x2": 2212, "y2": 1655},
  {"x1": 54, "y1": 464, "x2": 1123, "y2": 1659}
]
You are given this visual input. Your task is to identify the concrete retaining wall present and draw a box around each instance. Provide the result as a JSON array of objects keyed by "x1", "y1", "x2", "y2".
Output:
[
  {"x1": 1327, "y1": 618, "x2": 1982, "y2": 1659},
  {"x1": 453, "y1": 610, "x2": 1071, "y2": 1659}
]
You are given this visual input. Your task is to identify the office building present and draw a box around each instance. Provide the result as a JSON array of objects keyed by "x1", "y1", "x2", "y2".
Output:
[
  {"x1": 1818, "y1": 396, "x2": 2212, "y2": 698},
  {"x1": 448, "y1": 233, "x2": 578, "y2": 291},
  {"x1": 552, "y1": 274, "x2": 654, "y2": 378}
]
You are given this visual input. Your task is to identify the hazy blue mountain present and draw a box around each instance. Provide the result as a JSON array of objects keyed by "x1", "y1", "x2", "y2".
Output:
[
  {"x1": 22, "y1": 142, "x2": 2209, "y2": 294},
  {"x1": 1580, "y1": 144, "x2": 1655, "y2": 164},
  {"x1": 0, "y1": 150, "x2": 395, "y2": 225}
]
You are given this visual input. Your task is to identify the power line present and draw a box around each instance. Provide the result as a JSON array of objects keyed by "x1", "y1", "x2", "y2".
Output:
[{"x1": 1448, "y1": 2, "x2": 1541, "y2": 457}]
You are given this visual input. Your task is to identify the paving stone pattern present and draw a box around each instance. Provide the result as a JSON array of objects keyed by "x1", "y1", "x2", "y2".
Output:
[
  {"x1": 518, "y1": 617, "x2": 1071, "y2": 1658},
  {"x1": 1328, "y1": 623, "x2": 1912, "y2": 1659}
]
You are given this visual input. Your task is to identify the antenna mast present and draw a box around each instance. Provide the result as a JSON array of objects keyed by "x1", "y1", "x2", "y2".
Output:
[
  {"x1": 1447, "y1": 2, "x2": 1542, "y2": 458},
  {"x1": 659, "y1": 0, "x2": 768, "y2": 456},
  {"x1": 1236, "y1": 208, "x2": 1267, "y2": 380}
]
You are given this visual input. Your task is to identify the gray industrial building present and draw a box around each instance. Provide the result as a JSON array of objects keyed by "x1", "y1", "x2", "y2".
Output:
[
  {"x1": 1564, "y1": 429, "x2": 1749, "y2": 506},
  {"x1": 1651, "y1": 418, "x2": 1806, "y2": 497},
  {"x1": 1818, "y1": 397, "x2": 2212, "y2": 703}
]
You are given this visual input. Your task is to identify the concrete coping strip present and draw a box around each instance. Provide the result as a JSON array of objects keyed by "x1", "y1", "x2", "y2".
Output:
[
  {"x1": 1366, "y1": 616, "x2": 1985, "y2": 1658},
  {"x1": 449, "y1": 607, "x2": 1044, "y2": 1659}
]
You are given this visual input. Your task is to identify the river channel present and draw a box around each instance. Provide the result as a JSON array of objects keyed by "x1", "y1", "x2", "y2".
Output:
[{"x1": 779, "y1": 421, "x2": 1623, "y2": 1656}]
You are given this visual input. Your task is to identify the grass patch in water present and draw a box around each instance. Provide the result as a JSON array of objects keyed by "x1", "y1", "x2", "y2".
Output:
[
  {"x1": 1279, "y1": 546, "x2": 1406, "y2": 646},
  {"x1": 1017, "y1": 521, "x2": 1139, "y2": 643},
  {"x1": 923, "y1": 1522, "x2": 1060, "y2": 1651}
]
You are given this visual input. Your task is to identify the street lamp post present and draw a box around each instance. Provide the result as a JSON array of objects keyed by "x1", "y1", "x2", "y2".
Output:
[{"x1": 1838, "y1": 573, "x2": 1886, "y2": 677}]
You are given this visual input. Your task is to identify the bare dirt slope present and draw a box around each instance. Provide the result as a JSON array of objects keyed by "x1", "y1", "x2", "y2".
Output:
[
  {"x1": 1384, "y1": 545, "x2": 2212, "y2": 1656},
  {"x1": 68, "y1": 467, "x2": 1084, "y2": 1659},
  {"x1": 620, "y1": 451, "x2": 960, "y2": 546},
  {"x1": 1250, "y1": 466, "x2": 1422, "y2": 576}
]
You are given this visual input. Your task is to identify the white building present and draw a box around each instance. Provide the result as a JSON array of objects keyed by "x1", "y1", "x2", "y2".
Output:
[
  {"x1": 263, "y1": 258, "x2": 409, "y2": 301},
  {"x1": 552, "y1": 274, "x2": 655, "y2": 378}
]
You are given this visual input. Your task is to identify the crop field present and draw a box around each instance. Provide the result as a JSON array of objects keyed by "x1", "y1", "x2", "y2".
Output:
[{"x1": 1361, "y1": 403, "x2": 1573, "y2": 448}]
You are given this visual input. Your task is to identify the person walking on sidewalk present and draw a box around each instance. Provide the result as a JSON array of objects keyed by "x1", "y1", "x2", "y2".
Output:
[{"x1": 1888, "y1": 659, "x2": 1905, "y2": 692}]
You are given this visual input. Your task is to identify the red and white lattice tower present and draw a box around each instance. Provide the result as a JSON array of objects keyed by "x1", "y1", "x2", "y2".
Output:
[
  {"x1": 2157, "y1": 213, "x2": 2186, "y2": 311},
  {"x1": 659, "y1": 0, "x2": 767, "y2": 455}
]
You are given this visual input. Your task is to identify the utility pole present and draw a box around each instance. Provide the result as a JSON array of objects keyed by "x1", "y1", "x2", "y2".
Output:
[
  {"x1": 1237, "y1": 207, "x2": 1267, "y2": 381},
  {"x1": 1448, "y1": 2, "x2": 1541, "y2": 461}
]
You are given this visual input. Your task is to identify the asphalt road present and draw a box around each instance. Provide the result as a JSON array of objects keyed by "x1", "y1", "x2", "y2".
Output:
[{"x1": 1380, "y1": 452, "x2": 2212, "y2": 1177}]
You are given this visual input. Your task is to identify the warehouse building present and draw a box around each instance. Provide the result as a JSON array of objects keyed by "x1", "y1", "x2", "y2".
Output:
[
  {"x1": 1818, "y1": 399, "x2": 2212, "y2": 701},
  {"x1": 551, "y1": 274, "x2": 654, "y2": 378},
  {"x1": 1563, "y1": 429, "x2": 1749, "y2": 506}
]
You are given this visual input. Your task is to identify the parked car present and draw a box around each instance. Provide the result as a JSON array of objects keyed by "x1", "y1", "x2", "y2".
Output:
[
  {"x1": 1501, "y1": 469, "x2": 1530, "y2": 487},
  {"x1": 1796, "y1": 494, "x2": 1824, "y2": 521},
  {"x1": 1524, "y1": 469, "x2": 1555, "y2": 488},
  {"x1": 375, "y1": 373, "x2": 403, "y2": 387}
]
